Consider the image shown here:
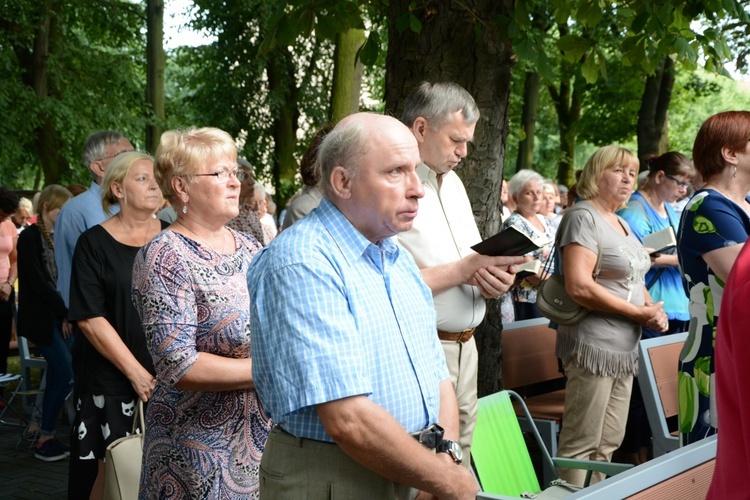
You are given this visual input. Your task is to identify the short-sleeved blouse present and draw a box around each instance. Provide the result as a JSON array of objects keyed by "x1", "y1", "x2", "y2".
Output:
[
  {"x1": 555, "y1": 201, "x2": 651, "y2": 378},
  {"x1": 505, "y1": 212, "x2": 555, "y2": 303},
  {"x1": 132, "y1": 228, "x2": 271, "y2": 499},
  {"x1": 677, "y1": 189, "x2": 750, "y2": 445},
  {"x1": 69, "y1": 224, "x2": 158, "y2": 395}
]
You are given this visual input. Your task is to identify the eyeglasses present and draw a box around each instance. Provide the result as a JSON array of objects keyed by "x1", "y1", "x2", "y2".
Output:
[
  {"x1": 192, "y1": 167, "x2": 245, "y2": 182},
  {"x1": 94, "y1": 148, "x2": 136, "y2": 163},
  {"x1": 664, "y1": 173, "x2": 690, "y2": 189}
]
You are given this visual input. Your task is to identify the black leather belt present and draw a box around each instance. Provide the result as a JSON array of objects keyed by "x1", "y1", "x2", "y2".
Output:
[{"x1": 409, "y1": 424, "x2": 444, "y2": 449}]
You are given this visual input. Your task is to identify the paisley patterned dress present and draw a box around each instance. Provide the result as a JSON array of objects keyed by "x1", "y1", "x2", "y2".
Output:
[
  {"x1": 132, "y1": 229, "x2": 271, "y2": 499},
  {"x1": 677, "y1": 190, "x2": 750, "y2": 445}
]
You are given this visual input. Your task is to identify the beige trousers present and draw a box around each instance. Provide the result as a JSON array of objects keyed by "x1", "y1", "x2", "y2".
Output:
[
  {"x1": 441, "y1": 335, "x2": 478, "y2": 470},
  {"x1": 555, "y1": 361, "x2": 633, "y2": 486}
]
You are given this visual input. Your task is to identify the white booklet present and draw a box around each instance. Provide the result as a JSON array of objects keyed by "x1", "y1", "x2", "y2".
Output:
[{"x1": 642, "y1": 226, "x2": 676, "y2": 254}]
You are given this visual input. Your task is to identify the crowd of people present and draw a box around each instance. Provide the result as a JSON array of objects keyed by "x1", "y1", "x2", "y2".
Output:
[{"x1": 0, "y1": 82, "x2": 747, "y2": 498}]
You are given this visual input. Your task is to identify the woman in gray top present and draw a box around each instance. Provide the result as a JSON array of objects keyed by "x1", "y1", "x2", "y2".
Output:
[{"x1": 554, "y1": 145, "x2": 667, "y2": 486}]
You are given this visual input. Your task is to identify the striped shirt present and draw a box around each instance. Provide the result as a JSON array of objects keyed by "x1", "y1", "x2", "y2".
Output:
[{"x1": 248, "y1": 198, "x2": 448, "y2": 442}]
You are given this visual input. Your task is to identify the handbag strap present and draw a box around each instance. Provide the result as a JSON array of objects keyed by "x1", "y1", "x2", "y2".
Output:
[
  {"x1": 132, "y1": 399, "x2": 145, "y2": 435},
  {"x1": 543, "y1": 204, "x2": 602, "y2": 280}
]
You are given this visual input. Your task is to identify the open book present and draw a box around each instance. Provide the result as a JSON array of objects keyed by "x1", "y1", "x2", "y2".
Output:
[
  {"x1": 471, "y1": 223, "x2": 549, "y2": 257},
  {"x1": 515, "y1": 259, "x2": 542, "y2": 280},
  {"x1": 642, "y1": 226, "x2": 677, "y2": 255}
]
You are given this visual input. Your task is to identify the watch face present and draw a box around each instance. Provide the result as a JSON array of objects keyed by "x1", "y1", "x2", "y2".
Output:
[{"x1": 439, "y1": 440, "x2": 463, "y2": 463}]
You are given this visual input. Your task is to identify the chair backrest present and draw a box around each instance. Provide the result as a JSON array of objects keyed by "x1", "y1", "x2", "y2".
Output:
[
  {"x1": 502, "y1": 318, "x2": 561, "y2": 389},
  {"x1": 637, "y1": 332, "x2": 687, "y2": 457},
  {"x1": 472, "y1": 390, "x2": 541, "y2": 496},
  {"x1": 647, "y1": 339, "x2": 684, "y2": 419}
]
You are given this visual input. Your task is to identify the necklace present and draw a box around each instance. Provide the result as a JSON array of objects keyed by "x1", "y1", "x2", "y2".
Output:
[{"x1": 117, "y1": 214, "x2": 154, "y2": 247}]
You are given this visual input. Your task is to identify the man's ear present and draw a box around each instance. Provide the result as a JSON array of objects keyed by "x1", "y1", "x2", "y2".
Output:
[
  {"x1": 411, "y1": 117, "x2": 429, "y2": 144},
  {"x1": 330, "y1": 166, "x2": 353, "y2": 199},
  {"x1": 89, "y1": 161, "x2": 106, "y2": 180}
]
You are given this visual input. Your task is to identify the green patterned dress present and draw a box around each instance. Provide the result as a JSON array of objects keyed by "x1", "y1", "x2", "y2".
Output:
[{"x1": 677, "y1": 190, "x2": 750, "y2": 445}]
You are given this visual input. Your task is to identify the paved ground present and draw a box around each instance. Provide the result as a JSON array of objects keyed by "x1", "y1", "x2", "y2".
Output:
[{"x1": 0, "y1": 415, "x2": 69, "y2": 499}]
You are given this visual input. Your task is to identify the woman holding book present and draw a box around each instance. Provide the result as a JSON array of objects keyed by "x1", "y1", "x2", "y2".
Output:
[
  {"x1": 505, "y1": 169, "x2": 555, "y2": 320},
  {"x1": 677, "y1": 111, "x2": 750, "y2": 448},
  {"x1": 616, "y1": 152, "x2": 694, "y2": 464}
]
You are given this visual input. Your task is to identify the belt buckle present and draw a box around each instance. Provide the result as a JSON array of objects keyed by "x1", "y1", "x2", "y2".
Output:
[
  {"x1": 457, "y1": 328, "x2": 473, "y2": 343},
  {"x1": 414, "y1": 424, "x2": 444, "y2": 449}
]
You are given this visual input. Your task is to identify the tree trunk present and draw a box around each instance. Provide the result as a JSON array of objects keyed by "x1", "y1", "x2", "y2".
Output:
[
  {"x1": 386, "y1": 0, "x2": 515, "y2": 396},
  {"x1": 548, "y1": 36, "x2": 586, "y2": 186},
  {"x1": 330, "y1": 29, "x2": 365, "y2": 123},
  {"x1": 146, "y1": 0, "x2": 165, "y2": 154},
  {"x1": 637, "y1": 57, "x2": 675, "y2": 169},
  {"x1": 27, "y1": 1, "x2": 68, "y2": 185},
  {"x1": 266, "y1": 47, "x2": 299, "y2": 202},
  {"x1": 515, "y1": 71, "x2": 541, "y2": 173}
]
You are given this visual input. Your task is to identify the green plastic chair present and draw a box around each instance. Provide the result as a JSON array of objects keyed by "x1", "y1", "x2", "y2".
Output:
[{"x1": 472, "y1": 390, "x2": 632, "y2": 499}]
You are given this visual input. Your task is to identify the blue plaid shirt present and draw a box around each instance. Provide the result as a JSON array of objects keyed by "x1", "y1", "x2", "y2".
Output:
[{"x1": 248, "y1": 198, "x2": 448, "y2": 442}]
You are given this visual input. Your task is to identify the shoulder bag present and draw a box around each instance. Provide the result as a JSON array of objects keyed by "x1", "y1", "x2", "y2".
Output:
[
  {"x1": 103, "y1": 399, "x2": 145, "y2": 500},
  {"x1": 536, "y1": 206, "x2": 602, "y2": 326}
]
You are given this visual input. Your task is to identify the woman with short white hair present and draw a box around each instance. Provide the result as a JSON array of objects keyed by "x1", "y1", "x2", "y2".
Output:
[{"x1": 505, "y1": 169, "x2": 555, "y2": 320}]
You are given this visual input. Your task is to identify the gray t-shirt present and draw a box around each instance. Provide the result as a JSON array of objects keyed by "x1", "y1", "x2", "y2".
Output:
[{"x1": 555, "y1": 200, "x2": 651, "y2": 378}]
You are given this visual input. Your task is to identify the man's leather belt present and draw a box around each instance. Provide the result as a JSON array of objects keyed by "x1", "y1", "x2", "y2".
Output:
[
  {"x1": 437, "y1": 328, "x2": 475, "y2": 342},
  {"x1": 410, "y1": 424, "x2": 444, "y2": 449}
]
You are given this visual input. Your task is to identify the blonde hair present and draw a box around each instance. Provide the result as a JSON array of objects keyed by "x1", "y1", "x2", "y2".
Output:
[
  {"x1": 155, "y1": 127, "x2": 237, "y2": 205},
  {"x1": 101, "y1": 151, "x2": 155, "y2": 215},
  {"x1": 577, "y1": 146, "x2": 638, "y2": 204},
  {"x1": 37, "y1": 185, "x2": 72, "y2": 216}
]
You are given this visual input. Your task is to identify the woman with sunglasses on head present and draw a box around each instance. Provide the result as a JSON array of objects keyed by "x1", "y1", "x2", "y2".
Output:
[
  {"x1": 67, "y1": 151, "x2": 164, "y2": 498},
  {"x1": 132, "y1": 127, "x2": 270, "y2": 499},
  {"x1": 616, "y1": 152, "x2": 695, "y2": 464}
]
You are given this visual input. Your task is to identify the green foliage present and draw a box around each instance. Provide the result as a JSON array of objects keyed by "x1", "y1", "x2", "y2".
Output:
[{"x1": 0, "y1": 0, "x2": 150, "y2": 188}]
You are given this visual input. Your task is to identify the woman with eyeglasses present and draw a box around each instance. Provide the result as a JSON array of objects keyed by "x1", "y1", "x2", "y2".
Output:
[
  {"x1": 615, "y1": 151, "x2": 694, "y2": 464},
  {"x1": 131, "y1": 127, "x2": 270, "y2": 499},
  {"x1": 67, "y1": 151, "x2": 164, "y2": 498},
  {"x1": 676, "y1": 111, "x2": 750, "y2": 450}
]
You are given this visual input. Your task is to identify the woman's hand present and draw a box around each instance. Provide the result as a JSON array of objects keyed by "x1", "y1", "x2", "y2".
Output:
[
  {"x1": 0, "y1": 282, "x2": 11, "y2": 302},
  {"x1": 128, "y1": 366, "x2": 156, "y2": 402},
  {"x1": 643, "y1": 300, "x2": 669, "y2": 332},
  {"x1": 61, "y1": 319, "x2": 73, "y2": 339}
]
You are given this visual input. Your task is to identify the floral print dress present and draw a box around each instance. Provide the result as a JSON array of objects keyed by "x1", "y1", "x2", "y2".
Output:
[{"x1": 132, "y1": 229, "x2": 271, "y2": 499}]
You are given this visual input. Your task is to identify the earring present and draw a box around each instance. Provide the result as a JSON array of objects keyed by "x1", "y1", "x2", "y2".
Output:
[
  {"x1": 182, "y1": 204, "x2": 187, "y2": 214},
  {"x1": 734, "y1": 165, "x2": 738, "y2": 178}
]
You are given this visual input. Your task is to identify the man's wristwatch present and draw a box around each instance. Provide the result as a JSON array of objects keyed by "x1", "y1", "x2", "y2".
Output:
[{"x1": 437, "y1": 439, "x2": 463, "y2": 464}]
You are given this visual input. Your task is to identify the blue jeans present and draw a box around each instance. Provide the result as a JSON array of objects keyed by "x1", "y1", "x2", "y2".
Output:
[{"x1": 34, "y1": 321, "x2": 74, "y2": 436}]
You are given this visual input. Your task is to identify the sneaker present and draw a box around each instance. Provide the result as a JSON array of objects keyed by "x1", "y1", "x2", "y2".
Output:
[{"x1": 34, "y1": 439, "x2": 69, "y2": 462}]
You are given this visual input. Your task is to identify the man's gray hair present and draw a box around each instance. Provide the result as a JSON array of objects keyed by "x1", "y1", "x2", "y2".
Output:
[
  {"x1": 317, "y1": 120, "x2": 368, "y2": 198},
  {"x1": 82, "y1": 131, "x2": 126, "y2": 167},
  {"x1": 508, "y1": 169, "x2": 544, "y2": 198},
  {"x1": 401, "y1": 82, "x2": 480, "y2": 131}
]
